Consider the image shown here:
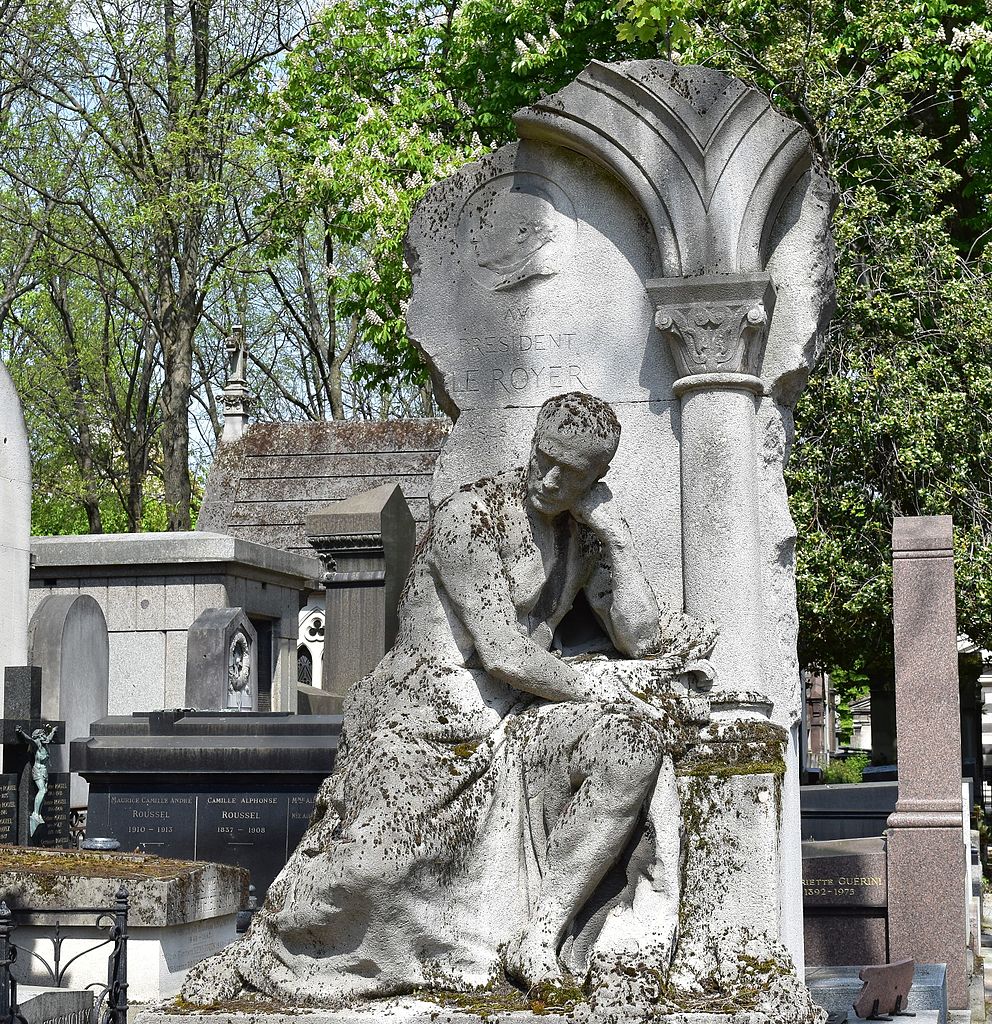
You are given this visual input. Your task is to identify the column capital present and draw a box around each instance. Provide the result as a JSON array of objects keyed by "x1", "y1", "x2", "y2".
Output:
[{"x1": 647, "y1": 273, "x2": 776, "y2": 383}]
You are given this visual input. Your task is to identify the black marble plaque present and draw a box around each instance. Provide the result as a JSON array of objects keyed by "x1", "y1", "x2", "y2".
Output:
[
  {"x1": 0, "y1": 774, "x2": 17, "y2": 844},
  {"x1": 33, "y1": 772, "x2": 71, "y2": 848},
  {"x1": 91, "y1": 783, "x2": 321, "y2": 892},
  {"x1": 109, "y1": 792, "x2": 195, "y2": 855},
  {"x1": 197, "y1": 792, "x2": 290, "y2": 889},
  {"x1": 288, "y1": 792, "x2": 316, "y2": 847}
]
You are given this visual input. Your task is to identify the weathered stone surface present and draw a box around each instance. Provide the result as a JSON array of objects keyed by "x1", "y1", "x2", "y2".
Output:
[
  {"x1": 407, "y1": 58, "x2": 833, "y2": 975},
  {"x1": 198, "y1": 419, "x2": 450, "y2": 551},
  {"x1": 15, "y1": 985, "x2": 93, "y2": 1024},
  {"x1": 1, "y1": 848, "x2": 248, "y2": 1000},
  {"x1": 0, "y1": 848, "x2": 246, "y2": 926},
  {"x1": 28, "y1": 594, "x2": 110, "y2": 807},
  {"x1": 185, "y1": 608, "x2": 258, "y2": 711},
  {"x1": 0, "y1": 358, "x2": 31, "y2": 736}
]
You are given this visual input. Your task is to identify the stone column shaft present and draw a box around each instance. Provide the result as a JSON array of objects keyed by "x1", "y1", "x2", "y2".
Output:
[{"x1": 676, "y1": 376, "x2": 763, "y2": 691}]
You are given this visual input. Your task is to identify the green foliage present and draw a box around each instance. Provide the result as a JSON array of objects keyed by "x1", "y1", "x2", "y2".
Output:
[
  {"x1": 821, "y1": 752, "x2": 870, "y2": 785},
  {"x1": 253, "y1": 0, "x2": 654, "y2": 393},
  {"x1": 829, "y1": 668, "x2": 869, "y2": 744}
]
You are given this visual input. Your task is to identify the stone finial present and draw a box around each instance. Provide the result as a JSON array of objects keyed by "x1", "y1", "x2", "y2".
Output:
[{"x1": 221, "y1": 324, "x2": 250, "y2": 443}]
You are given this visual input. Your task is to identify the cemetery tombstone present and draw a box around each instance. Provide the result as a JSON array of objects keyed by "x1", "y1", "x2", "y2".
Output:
[
  {"x1": 185, "y1": 608, "x2": 258, "y2": 711},
  {"x1": 405, "y1": 58, "x2": 835, "y2": 968},
  {"x1": 0, "y1": 359, "x2": 31, "y2": 742},
  {"x1": 28, "y1": 594, "x2": 110, "y2": 808},
  {"x1": 886, "y1": 516, "x2": 968, "y2": 1009},
  {"x1": 179, "y1": 59, "x2": 835, "y2": 1015}
]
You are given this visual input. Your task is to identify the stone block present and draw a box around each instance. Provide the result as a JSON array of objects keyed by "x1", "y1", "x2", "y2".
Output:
[
  {"x1": 163, "y1": 629, "x2": 189, "y2": 708},
  {"x1": 15, "y1": 986, "x2": 93, "y2": 1024},
  {"x1": 801, "y1": 782, "x2": 898, "y2": 841},
  {"x1": 1, "y1": 847, "x2": 246, "y2": 1001},
  {"x1": 185, "y1": 608, "x2": 258, "y2": 711},
  {"x1": 803, "y1": 837, "x2": 887, "y2": 967},
  {"x1": 108, "y1": 631, "x2": 166, "y2": 714},
  {"x1": 105, "y1": 578, "x2": 137, "y2": 632},
  {"x1": 164, "y1": 575, "x2": 196, "y2": 630},
  {"x1": 136, "y1": 575, "x2": 167, "y2": 630}
]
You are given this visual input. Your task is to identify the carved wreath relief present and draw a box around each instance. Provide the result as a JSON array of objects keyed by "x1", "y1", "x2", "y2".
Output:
[{"x1": 228, "y1": 628, "x2": 252, "y2": 710}]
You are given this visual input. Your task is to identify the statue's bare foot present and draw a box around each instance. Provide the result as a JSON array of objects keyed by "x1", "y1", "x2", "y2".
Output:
[{"x1": 504, "y1": 930, "x2": 565, "y2": 991}]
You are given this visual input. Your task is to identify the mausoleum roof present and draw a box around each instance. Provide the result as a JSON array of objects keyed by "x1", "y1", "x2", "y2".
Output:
[{"x1": 196, "y1": 418, "x2": 448, "y2": 556}]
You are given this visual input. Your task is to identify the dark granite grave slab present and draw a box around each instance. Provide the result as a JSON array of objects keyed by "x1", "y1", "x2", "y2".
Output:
[
  {"x1": 800, "y1": 781, "x2": 897, "y2": 841},
  {"x1": 85, "y1": 784, "x2": 318, "y2": 893},
  {"x1": 73, "y1": 710, "x2": 338, "y2": 892},
  {"x1": 0, "y1": 774, "x2": 17, "y2": 844},
  {"x1": 32, "y1": 772, "x2": 71, "y2": 848},
  {"x1": 803, "y1": 837, "x2": 888, "y2": 967}
]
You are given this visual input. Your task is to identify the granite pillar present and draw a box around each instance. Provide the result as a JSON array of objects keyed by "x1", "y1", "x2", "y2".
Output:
[{"x1": 886, "y1": 515, "x2": 968, "y2": 1008}]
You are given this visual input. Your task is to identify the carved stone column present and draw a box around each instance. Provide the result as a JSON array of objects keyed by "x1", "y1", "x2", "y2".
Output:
[{"x1": 648, "y1": 273, "x2": 775, "y2": 702}]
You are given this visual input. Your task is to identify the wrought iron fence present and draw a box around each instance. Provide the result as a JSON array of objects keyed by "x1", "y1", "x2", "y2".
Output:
[{"x1": 0, "y1": 885, "x2": 128, "y2": 1024}]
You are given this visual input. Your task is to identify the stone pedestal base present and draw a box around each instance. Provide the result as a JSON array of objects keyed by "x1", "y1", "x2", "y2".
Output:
[
  {"x1": 137, "y1": 998, "x2": 823, "y2": 1024},
  {"x1": 886, "y1": 826, "x2": 968, "y2": 1009}
]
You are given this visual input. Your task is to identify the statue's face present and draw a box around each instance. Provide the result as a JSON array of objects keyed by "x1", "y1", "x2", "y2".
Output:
[{"x1": 526, "y1": 428, "x2": 611, "y2": 517}]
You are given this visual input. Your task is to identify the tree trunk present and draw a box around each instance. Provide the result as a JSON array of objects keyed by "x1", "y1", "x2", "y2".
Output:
[{"x1": 158, "y1": 315, "x2": 194, "y2": 530}]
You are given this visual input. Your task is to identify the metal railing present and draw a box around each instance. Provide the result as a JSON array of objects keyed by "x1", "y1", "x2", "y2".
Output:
[{"x1": 0, "y1": 885, "x2": 128, "y2": 1024}]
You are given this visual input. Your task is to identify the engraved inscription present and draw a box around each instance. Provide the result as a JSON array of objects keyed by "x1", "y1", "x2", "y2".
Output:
[
  {"x1": 462, "y1": 331, "x2": 577, "y2": 356},
  {"x1": 35, "y1": 774, "x2": 70, "y2": 848},
  {"x1": 446, "y1": 363, "x2": 588, "y2": 396},
  {"x1": 802, "y1": 875, "x2": 884, "y2": 898},
  {"x1": 111, "y1": 792, "x2": 194, "y2": 846},
  {"x1": 0, "y1": 774, "x2": 16, "y2": 844}
]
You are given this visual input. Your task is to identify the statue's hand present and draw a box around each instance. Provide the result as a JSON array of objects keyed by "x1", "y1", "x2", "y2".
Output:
[{"x1": 570, "y1": 481, "x2": 620, "y2": 535}]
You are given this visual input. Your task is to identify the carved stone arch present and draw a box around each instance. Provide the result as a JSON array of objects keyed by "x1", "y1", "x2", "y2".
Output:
[{"x1": 514, "y1": 59, "x2": 814, "y2": 278}]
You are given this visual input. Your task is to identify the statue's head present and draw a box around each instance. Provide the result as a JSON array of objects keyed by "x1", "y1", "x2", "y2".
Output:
[{"x1": 526, "y1": 392, "x2": 621, "y2": 517}]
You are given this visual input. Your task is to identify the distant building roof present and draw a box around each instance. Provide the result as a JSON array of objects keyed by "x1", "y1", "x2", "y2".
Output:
[{"x1": 197, "y1": 419, "x2": 448, "y2": 557}]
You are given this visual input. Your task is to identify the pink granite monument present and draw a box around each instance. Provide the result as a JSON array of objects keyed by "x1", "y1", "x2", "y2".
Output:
[{"x1": 886, "y1": 515, "x2": 968, "y2": 1009}]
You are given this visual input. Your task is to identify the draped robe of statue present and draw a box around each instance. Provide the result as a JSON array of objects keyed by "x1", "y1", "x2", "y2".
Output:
[{"x1": 184, "y1": 464, "x2": 714, "y2": 1003}]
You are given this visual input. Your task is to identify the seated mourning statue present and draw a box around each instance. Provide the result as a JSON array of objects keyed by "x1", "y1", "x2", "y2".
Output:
[{"x1": 184, "y1": 391, "x2": 716, "y2": 1004}]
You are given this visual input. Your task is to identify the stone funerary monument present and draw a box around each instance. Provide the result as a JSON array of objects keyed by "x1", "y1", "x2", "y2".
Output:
[{"x1": 183, "y1": 60, "x2": 835, "y2": 1020}]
